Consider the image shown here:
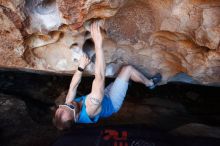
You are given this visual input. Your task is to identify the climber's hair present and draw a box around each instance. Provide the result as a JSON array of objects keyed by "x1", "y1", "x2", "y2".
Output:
[{"x1": 53, "y1": 111, "x2": 73, "y2": 130}]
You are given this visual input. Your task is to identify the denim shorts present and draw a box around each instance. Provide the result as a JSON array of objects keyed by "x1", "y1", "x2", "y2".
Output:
[{"x1": 104, "y1": 77, "x2": 129, "y2": 112}]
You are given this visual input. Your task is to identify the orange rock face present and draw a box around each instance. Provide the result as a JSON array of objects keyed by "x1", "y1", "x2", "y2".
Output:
[
  {"x1": 0, "y1": 2, "x2": 26, "y2": 68},
  {"x1": 0, "y1": 0, "x2": 219, "y2": 85}
]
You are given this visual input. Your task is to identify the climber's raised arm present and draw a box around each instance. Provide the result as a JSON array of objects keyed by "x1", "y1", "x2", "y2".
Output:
[
  {"x1": 65, "y1": 54, "x2": 90, "y2": 104},
  {"x1": 86, "y1": 21, "x2": 106, "y2": 116}
]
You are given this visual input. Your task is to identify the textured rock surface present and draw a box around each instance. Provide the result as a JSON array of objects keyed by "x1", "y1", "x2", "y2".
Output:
[
  {"x1": 0, "y1": 0, "x2": 220, "y2": 85},
  {"x1": 0, "y1": 4, "x2": 26, "y2": 67}
]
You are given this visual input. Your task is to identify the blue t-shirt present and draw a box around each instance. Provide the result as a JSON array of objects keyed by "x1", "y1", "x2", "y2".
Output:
[{"x1": 74, "y1": 95, "x2": 115, "y2": 123}]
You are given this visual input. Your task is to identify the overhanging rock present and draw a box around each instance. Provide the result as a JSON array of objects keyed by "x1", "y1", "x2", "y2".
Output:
[{"x1": 0, "y1": 0, "x2": 220, "y2": 85}]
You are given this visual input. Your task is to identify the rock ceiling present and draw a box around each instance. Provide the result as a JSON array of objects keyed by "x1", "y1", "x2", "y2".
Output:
[{"x1": 0, "y1": 0, "x2": 220, "y2": 85}]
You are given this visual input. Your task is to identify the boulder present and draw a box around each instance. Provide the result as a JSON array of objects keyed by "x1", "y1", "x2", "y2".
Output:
[
  {"x1": 0, "y1": 0, "x2": 219, "y2": 85},
  {"x1": 0, "y1": 93, "x2": 60, "y2": 146},
  {"x1": 171, "y1": 123, "x2": 220, "y2": 139}
]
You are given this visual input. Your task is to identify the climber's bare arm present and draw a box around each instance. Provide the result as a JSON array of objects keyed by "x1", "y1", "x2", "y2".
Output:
[
  {"x1": 65, "y1": 54, "x2": 90, "y2": 104},
  {"x1": 86, "y1": 21, "x2": 105, "y2": 116}
]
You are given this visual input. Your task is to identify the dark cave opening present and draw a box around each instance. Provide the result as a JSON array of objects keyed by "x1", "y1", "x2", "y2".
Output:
[{"x1": 0, "y1": 69, "x2": 220, "y2": 146}]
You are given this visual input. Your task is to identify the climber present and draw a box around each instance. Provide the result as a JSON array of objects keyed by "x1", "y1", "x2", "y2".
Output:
[{"x1": 54, "y1": 21, "x2": 162, "y2": 130}]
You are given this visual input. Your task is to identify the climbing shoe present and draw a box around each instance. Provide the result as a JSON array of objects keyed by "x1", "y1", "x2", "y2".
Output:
[{"x1": 149, "y1": 73, "x2": 162, "y2": 89}]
